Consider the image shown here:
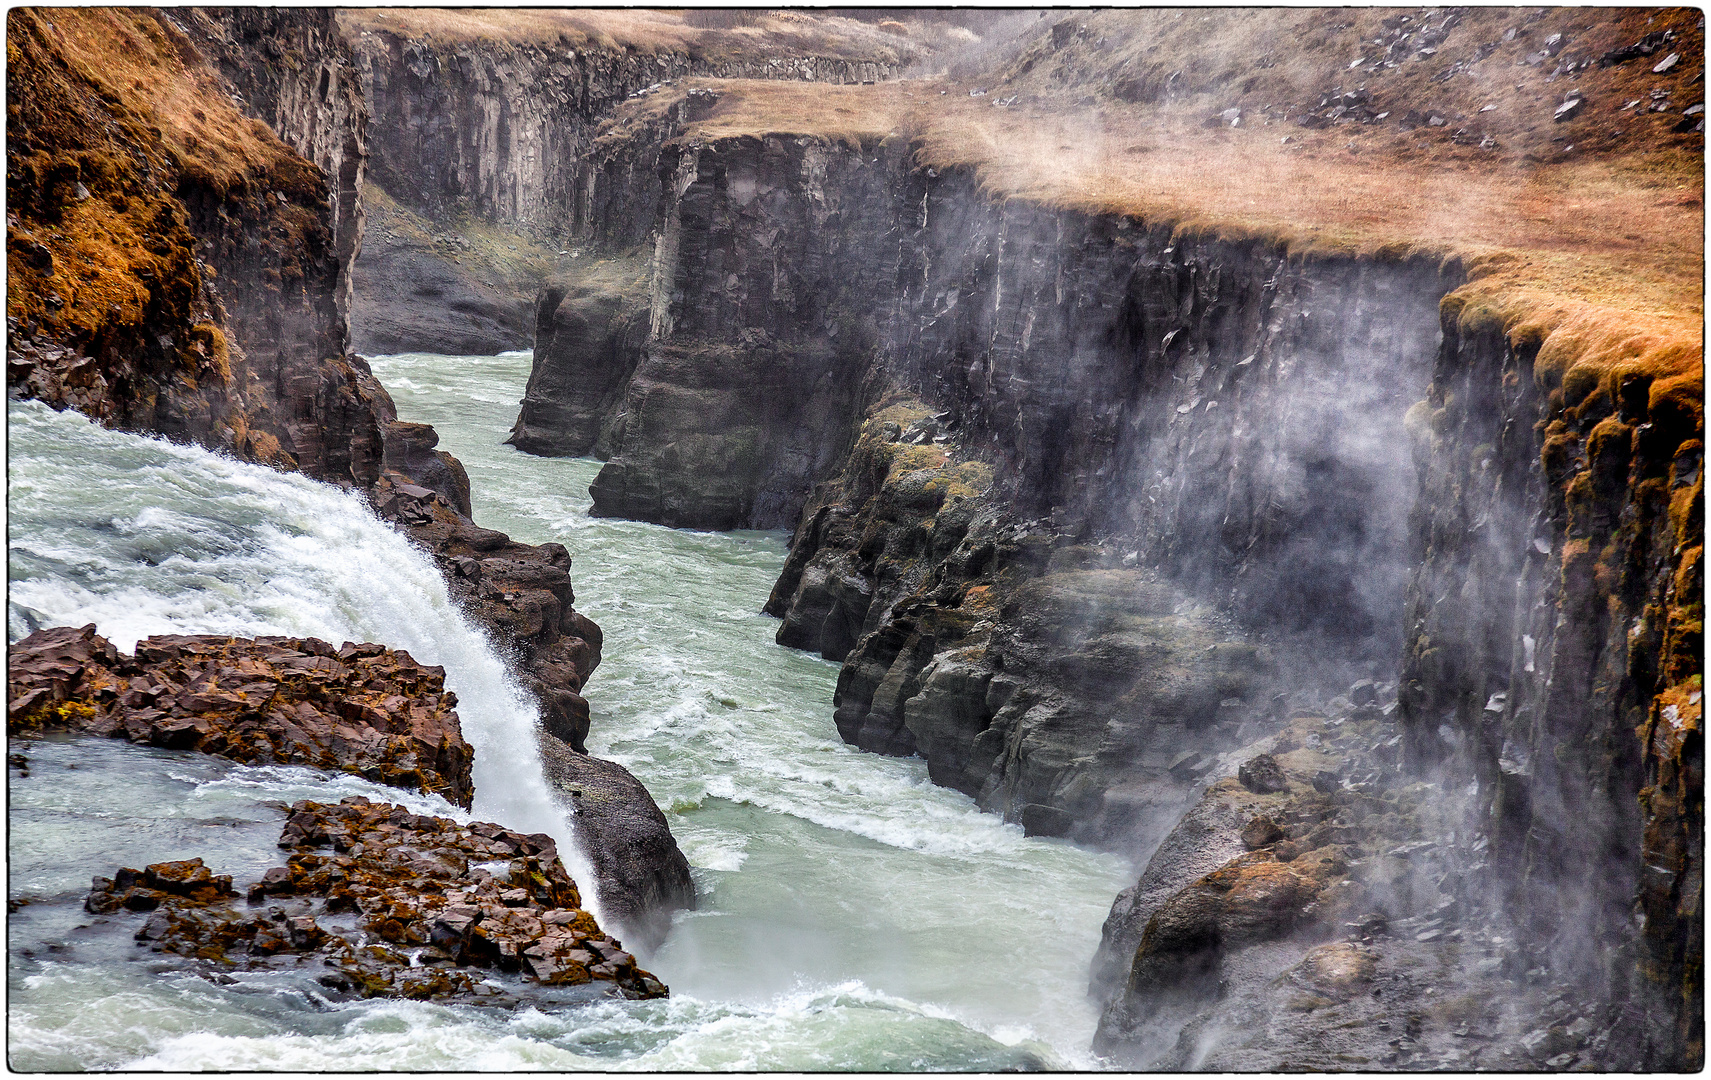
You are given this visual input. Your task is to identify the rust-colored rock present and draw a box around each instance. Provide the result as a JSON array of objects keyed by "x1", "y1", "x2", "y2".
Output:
[
  {"x1": 8, "y1": 625, "x2": 474, "y2": 808},
  {"x1": 86, "y1": 796, "x2": 666, "y2": 1003}
]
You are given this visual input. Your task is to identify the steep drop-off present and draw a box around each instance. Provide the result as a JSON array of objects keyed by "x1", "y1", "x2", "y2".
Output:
[
  {"x1": 505, "y1": 66, "x2": 1701, "y2": 1065},
  {"x1": 341, "y1": 12, "x2": 918, "y2": 355},
  {"x1": 554, "y1": 129, "x2": 1453, "y2": 855}
]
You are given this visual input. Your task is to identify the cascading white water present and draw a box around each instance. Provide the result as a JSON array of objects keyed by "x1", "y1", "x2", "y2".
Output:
[
  {"x1": 7, "y1": 364, "x2": 1133, "y2": 1070},
  {"x1": 6, "y1": 398, "x2": 605, "y2": 920}
]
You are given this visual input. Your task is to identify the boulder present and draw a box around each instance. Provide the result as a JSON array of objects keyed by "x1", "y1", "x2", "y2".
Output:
[
  {"x1": 536, "y1": 736, "x2": 695, "y2": 952},
  {"x1": 1238, "y1": 753, "x2": 1289, "y2": 794}
]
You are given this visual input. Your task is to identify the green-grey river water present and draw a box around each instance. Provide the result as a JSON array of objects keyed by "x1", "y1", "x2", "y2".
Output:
[{"x1": 6, "y1": 350, "x2": 1132, "y2": 1069}]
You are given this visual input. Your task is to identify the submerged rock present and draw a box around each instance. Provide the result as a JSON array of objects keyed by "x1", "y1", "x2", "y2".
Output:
[
  {"x1": 86, "y1": 796, "x2": 666, "y2": 1004},
  {"x1": 8, "y1": 625, "x2": 475, "y2": 808}
]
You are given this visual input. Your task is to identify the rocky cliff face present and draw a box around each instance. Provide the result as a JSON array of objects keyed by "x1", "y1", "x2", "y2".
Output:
[
  {"x1": 571, "y1": 135, "x2": 1453, "y2": 850},
  {"x1": 525, "y1": 114, "x2": 1701, "y2": 1065},
  {"x1": 6, "y1": 8, "x2": 388, "y2": 482},
  {"x1": 585, "y1": 135, "x2": 911, "y2": 528},
  {"x1": 343, "y1": 22, "x2": 906, "y2": 356},
  {"x1": 1393, "y1": 301, "x2": 1704, "y2": 1066}
]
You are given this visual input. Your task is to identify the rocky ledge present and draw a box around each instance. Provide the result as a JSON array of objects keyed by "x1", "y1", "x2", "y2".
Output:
[
  {"x1": 1092, "y1": 692, "x2": 1670, "y2": 1070},
  {"x1": 368, "y1": 472, "x2": 604, "y2": 752},
  {"x1": 8, "y1": 625, "x2": 474, "y2": 808},
  {"x1": 86, "y1": 795, "x2": 666, "y2": 1004}
]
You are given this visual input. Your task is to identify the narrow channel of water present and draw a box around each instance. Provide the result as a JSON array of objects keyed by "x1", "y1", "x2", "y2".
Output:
[{"x1": 6, "y1": 352, "x2": 1132, "y2": 1069}]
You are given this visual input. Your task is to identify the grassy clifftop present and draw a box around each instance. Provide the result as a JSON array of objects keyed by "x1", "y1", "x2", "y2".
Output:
[{"x1": 612, "y1": 8, "x2": 1701, "y2": 433}]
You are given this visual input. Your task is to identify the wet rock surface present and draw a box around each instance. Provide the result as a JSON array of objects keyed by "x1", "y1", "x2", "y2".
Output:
[
  {"x1": 8, "y1": 625, "x2": 475, "y2": 808},
  {"x1": 84, "y1": 796, "x2": 666, "y2": 1004},
  {"x1": 367, "y1": 481, "x2": 603, "y2": 753},
  {"x1": 1398, "y1": 294, "x2": 1704, "y2": 1065},
  {"x1": 1093, "y1": 687, "x2": 1696, "y2": 1070},
  {"x1": 537, "y1": 736, "x2": 696, "y2": 953}
]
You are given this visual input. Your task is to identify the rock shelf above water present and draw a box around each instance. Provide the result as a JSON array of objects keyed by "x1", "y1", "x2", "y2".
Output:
[
  {"x1": 85, "y1": 795, "x2": 667, "y2": 1004},
  {"x1": 8, "y1": 625, "x2": 475, "y2": 808}
]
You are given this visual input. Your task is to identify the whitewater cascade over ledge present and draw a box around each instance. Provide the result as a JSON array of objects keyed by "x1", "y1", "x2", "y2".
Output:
[{"x1": 7, "y1": 352, "x2": 1130, "y2": 1070}]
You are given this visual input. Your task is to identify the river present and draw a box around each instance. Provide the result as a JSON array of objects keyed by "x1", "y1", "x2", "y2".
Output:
[{"x1": 6, "y1": 350, "x2": 1132, "y2": 1070}]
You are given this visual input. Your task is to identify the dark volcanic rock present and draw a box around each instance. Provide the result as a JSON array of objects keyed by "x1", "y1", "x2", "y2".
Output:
[
  {"x1": 1399, "y1": 289, "x2": 1705, "y2": 1067},
  {"x1": 8, "y1": 625, "x2": 475, "y2": 808},
  {"x1": 1238, "y1": 754, "x2": 1289, "y2": 794},
  {"x1": 509, "y1": 258, "x2": 652, "y2": 457},
  {"x1": 537, "y1": 736, "x2": 696, "y2": 952},
  {"x1": 86, "y1": 796, "x2": 666, "y2": 1003},
  {"x1": 368, "y1": 482, "x2": 604, "y2": 753},
  {"x1": 344, "y1": 23, "x2": 908, "y2": 356}
]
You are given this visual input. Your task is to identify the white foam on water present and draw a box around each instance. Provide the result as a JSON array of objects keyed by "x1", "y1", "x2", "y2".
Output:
[{"x1": 6, "y1": 398, "x2": 607, "y2": 929}]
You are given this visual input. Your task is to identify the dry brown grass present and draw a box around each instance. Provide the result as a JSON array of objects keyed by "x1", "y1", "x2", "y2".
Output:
[
  {"x1": 650, "y1": 55, "x2": 1700, "y2": 411},
  {"x1": 6, "y1": 8, "x2": 317, "y2": 339},
  {"x1": 335, "y1": 8, "x2": 922, "y2": 65}
]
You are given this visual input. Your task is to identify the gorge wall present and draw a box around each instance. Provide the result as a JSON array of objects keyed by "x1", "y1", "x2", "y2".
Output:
[
  {"x1": 341, "y1": 16, "x2": 915, "y2": 355},
  {"x1": 517, "y1": 103, "x2": 1701, "y2": 1066},
  {"x1": 4, "y1": 8, "x2": 689, "y2": 947}
]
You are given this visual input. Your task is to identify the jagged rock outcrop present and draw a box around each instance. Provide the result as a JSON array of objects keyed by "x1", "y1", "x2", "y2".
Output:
[
  {"x1": 508, "y1": 254, "x2": 652, "y2": 457},
  {"x1": 8, "y1": 625, "x2": 475, "y2": 808},
  {"x1": 85, "y1": 796, "x2": 667, "y2": 1004}
]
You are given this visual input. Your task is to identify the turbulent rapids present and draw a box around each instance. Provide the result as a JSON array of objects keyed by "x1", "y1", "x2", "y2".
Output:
[
  {"x1": 6, "y1": 362, "x2": 1131, "y2": 1070},
  {"x1": 5, "y1": 6, "x2": 1702, "y2": 1071}
]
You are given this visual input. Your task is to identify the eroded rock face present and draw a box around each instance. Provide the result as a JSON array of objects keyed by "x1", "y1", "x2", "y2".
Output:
[
  {"x1": 1091, "y1": 699, "x2": 1681, "y2": 1071},
  {"x1": 86, "y1": 796, "x2": 666, "y2": 1004},
  {"x1": 537, "y1": 736, "x2": 696, "y2": 953},
  {"x1": 8, "y1": 625, "x2": 475, "y2": 808},
  {"x1": 586, "y1": 136, "x2": 908, "y2": 528},
  {"x1": 345, "y1": 26, "x2": 906, "y2": 356},
  {"x1": 368, "y1": 482, "x2": 603, "y2": 752},
  {"x1": 1398, "y1": 300, "x2": 1705, "y2": 1066},
  {"x1": 509, "y1": 257, "x2": 652, "y2": 458}
]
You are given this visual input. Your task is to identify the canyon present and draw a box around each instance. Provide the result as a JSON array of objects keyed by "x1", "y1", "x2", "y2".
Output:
[{"x1": 7, "y1": 6, "x2": 1703, "y2": 1071}]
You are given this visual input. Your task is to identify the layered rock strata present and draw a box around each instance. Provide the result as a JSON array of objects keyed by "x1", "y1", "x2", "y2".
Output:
[
  {"x1": 85, "y1": 796, "x2": 666, "y2": 1004},
  {"x1": 8, "y1": 625, "x2": 475, "y2": 808},
  {"x1": 344, "y1": 20, "x2": 910, "y2": 355}
]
